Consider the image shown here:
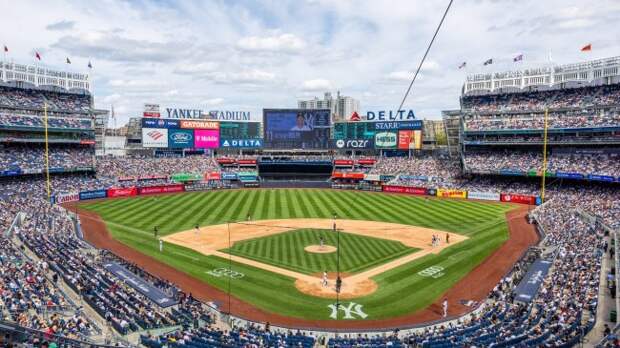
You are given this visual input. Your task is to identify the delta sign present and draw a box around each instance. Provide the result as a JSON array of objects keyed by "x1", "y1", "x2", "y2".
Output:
[{"x1": 365, "y1": 109, "x2": 416, "y2": 121}]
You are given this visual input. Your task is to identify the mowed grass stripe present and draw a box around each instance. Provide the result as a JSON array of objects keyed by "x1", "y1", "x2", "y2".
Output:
[{"x1": 81, "y1": 189, "x2": 513, "y2": 321}]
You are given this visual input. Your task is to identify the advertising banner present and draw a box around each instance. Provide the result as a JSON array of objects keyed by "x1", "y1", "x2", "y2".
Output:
[
  {"x1": 180, "y1": 120, "x2": 219, "y2": 129},
  {"x1": 334, "y1": 159, "x2": 354, "y2": 166},
  {"x1": 138, "y1": 175, "x2": 168, "y2": 181},
  {"x1": 397, "y1": 130, "x2": 414, "y2": 150},
  {"x1": 194, "y1": 129, "x2": 220, "y2": 149},
  {"x1": 168, "y1": 129, "x2": 194, "y2": 148},
  {"x1": 170, "y1": 173, "x2": 202, "y2": 182},
  {"x1": 56, "y1": 192, "x2": 79, "y2": 204},
  {"x1": 138, "y1": 184, "x2": 185, "y2": 195},
  {"x1": 206, "y1": 172, "x2": 221, "y2": 180},
  {"x1": 468, "y1": 191, "x2": 501, "y2": 201},
  {"x1": 364, "y1": 174, "x2": 381, "y2": 181},
  {"x1": 79, "y1": 189, "x2": 107, "y2": 201},
  {"x1": 332, "y1": 172, "x2": 365, "y2": 179},
  {"x1": 184, "y1": 183, "x2": 211, "y2": 192},
  {"x1": 588, "y1": 174, "x2": 615, "y2": 182},
  {"x1": 357, "y1": 159, "x2": 376, "y2": 165},
  {"x1": 143, "y1": 103, "x2": 161, "y2": 118},
  {"x1": 331, "y1": 139, "x2": 374, "y2": 149},
  {"x1": 238, "y1": 159, "x2": 257, "y2": 165},
  {"x1": 382, "y1": 185, "x2": 427, "y2": 195},
  {"x1": 500, "y1": 193, "x2": 537, "y2": 205},
  {"x1": 142, "y1": 118, "x2": 179, "y2": 129},
  {"x1": 555, "y1": 171, "x2": 584, "y2": 179},
  {"x1": 399, "y1": 175, "x2": 429, "y2": 181},
  {"x1": 437, "y1": 189, "x2": 467, "y2": 199},
  {"x1": 372, "y1": 120, "x2": 423, "y2": 130},
  {"x1": 217, "y1": 158, "x2": 235, "y2": 164},
  {"x1": 1, "y1": 169, "x2": 22, "y2": 176},
  {"x1": 374, "y1": 131, "x2": 398, "y2": 149},
  {"x1": 222, "y1": 173, "x2": 238, "y2": 180},
  {"x1": 220, "y1": 138, "x2": 263, "y2": 148},
  {"x1": 142, "y1": 128, "x2": 169, "y2": 148},
  {"x1": 80, "y1": 140, "x2": 96, "y2": 145},
  {"x1": 514, "y1": 259, "x2": 552, "y2": 303},
  {"x1": 499, "y1": 169, "x2": 526, "y2": 176},
  {"x1": 103, "y1": 262, "x2": 177, "y2": 308},
  {"x1": 107, "y1": 187, "x2": 138, "y2": 198}
]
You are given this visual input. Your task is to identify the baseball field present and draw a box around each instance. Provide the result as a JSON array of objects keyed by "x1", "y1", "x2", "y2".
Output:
[{"x1": 78, "y1": 188, "x2": 525, "y2": 326}]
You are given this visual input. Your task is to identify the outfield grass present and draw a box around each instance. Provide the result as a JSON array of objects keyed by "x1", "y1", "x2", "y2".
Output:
[
  {"x1": 81, "y1": 189, "x2": 514, "y2": 321},
  {"x1": 224, "y1": 228, "x2": 419, "y2": 275}
]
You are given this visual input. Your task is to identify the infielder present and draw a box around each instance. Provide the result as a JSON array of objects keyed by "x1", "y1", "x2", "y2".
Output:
[
  {"x1": 159, "y1": 239, "x2": 163, "y2": 252},
  {"x1": 320, "y1": 236, "x2": 325, "y2": 250},
  {"x1": 322, "y1": 271, "x2": 328, "y2": 287},
  {"x1": 442, "y1": 298, "x2": 448, "y2": 317}
]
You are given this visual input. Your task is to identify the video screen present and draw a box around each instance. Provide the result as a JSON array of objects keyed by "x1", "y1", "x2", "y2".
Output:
[{"x1": 263, "y1": 109, "x2": 331, "y2": 149}]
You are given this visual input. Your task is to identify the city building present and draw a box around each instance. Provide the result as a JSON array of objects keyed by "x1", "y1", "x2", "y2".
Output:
[{"x1": 298, "y1": 91, "x2": 360, "y2": 122}]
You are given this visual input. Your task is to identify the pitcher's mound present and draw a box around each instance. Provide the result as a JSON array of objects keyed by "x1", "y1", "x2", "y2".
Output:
[{"x1": 304, "y1": 245, "x2": 337, "y2": 254}]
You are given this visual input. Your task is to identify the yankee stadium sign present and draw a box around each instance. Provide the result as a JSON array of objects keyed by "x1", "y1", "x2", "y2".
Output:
[
  {"x1": 208, "y1": 110, "x2": 251, "y2": 121},
  {"x1": 366, "y1": 109, "x2": 416, "y2": 121}
]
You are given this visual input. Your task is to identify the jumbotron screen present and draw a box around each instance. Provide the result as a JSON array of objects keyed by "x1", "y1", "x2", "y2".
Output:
[
  {"x1": 263, "y1": 109, "x2": 331, "y2": 149},
  {"x1": 219, "y1": 121, "x2": 261, "y2": 139}
]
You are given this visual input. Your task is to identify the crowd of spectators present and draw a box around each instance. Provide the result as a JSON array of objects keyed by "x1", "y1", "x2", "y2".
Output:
[
  {"x1": 0, "y1": 113, "x2": 92, "y2": 130},
  {"x1": 0, "y1": 144, "x2": 94, "y2": 172},
  {"x1": 463, "y1": 150, "x2": 620, "y2": 177},
  {"x1": 0, "y1": 86, "x2": 91, "y2": 114},
  {"x1": 464, "y1": 110, "x2": 620, "y2": 131},
  {"x1": 462, "y1": 84, "x2": 620, "y2": 113},
  {"x1": 0, "y1": 178, "x2": 214, "y2": 345},
  {"x1": 96, "y1": 155, "x2": 220, "y2": 178},
  {"x1": 142, "y1": 323, "x2": 315, "y2": 348},
  {"x1": 405, "y1": 197, "x2": 605, "y2": 346}
]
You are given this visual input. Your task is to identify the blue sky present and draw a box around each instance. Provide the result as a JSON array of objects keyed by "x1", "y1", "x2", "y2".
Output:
[{"x1": 2, "y1": 0, "x2": 620, "y2": 124}]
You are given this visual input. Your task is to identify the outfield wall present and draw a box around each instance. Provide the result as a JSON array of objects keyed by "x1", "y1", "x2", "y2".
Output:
[{"x1": 53, "y1": 182, "x2": 541, "y2": 206}]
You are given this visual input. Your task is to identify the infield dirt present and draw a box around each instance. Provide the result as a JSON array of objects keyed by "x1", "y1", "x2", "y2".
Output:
[{"x1": 161, "y1": 218, "x2": 467, "y2": 298}]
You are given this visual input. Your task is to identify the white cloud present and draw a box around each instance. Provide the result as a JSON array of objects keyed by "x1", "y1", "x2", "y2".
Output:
[
  {"x1": 3, "y1": 0, "x2": 619, "y2": 123},
  {"x1": 237, "y1": 33, "x2": 305, "y2": 53},
  {"x1": 385, "y1": 71, "x2": 412, "y2": 82},
  {"x1": 173, "y1": 62, "x2": 218, "y2": 75},
  {"x1": 204, "y1": 98, "x2": 224, "y2": 106},
  {"x1": 46, "y1": 20, "x2": 76, "y2": 31},
  {"x1": 301, "y1": 79, "x2": 332, "y2": 91}
]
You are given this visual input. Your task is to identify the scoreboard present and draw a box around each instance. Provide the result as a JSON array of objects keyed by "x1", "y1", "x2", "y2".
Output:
[
  {"x1": 333, "y1": 122, "x2": 376, "y2": 140},
  {"x1": 219, "y1": 122, "x2": 261, "y2": 139}
]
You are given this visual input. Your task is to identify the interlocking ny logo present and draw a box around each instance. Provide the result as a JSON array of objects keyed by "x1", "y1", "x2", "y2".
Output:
[{"x1": 328, "y1": 302, "x2": 368, "y2": 319}]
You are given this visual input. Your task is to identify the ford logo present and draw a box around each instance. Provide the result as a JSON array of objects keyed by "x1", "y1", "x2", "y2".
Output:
[{"x1": 172, "y1": 133, "x2": 191, "y2": 141}]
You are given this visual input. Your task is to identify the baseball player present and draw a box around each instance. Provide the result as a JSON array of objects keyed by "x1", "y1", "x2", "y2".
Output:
[
  {"x1": 322, "y1": 271, "x2": 328, "y2": 287},
  {"x1": 320, "y1": 236, "x2": 325, "y2": 250},
  {"x1": 159, "y1": 239, "x2": 163, "y2": 253},
  {"x1": 442, "y1": 298, "x2": 448, "y2": 317},
  {"x1": 194, "y1": 224, "x2": 199, "y2": 236},
  {"x1": 446, "y1": 233, "x2": 450, "y2": 244},
  {"x1": 153, "y1": 226, "x2": 158, "y2": 238}
]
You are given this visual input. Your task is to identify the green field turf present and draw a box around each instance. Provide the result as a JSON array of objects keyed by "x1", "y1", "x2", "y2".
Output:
[
  {"x1": 81, "y1": 189, "x2": 514, "y2": 321},
  {"x1": 224, "y1": 228, "x2": 419, "y2": 275}
]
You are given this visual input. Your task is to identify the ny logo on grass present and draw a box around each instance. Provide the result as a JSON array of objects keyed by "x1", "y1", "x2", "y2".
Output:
[{"x1": 328, "y1": 302, "x2": 368, "y2": 319}]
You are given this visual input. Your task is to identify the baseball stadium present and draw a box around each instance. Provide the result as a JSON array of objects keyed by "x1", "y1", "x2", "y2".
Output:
[{"x1": 1, "y1": 1, "x2": 619, "y2": 347}]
